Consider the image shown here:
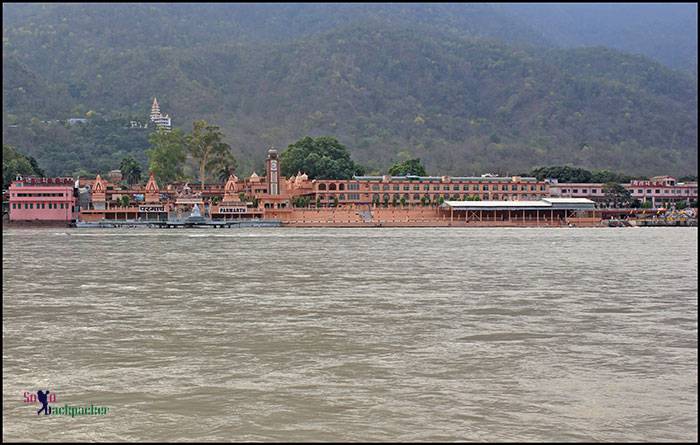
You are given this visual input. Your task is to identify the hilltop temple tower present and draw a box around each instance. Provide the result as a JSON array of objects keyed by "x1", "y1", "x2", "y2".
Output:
[{"x1": 150, "y1": 97, "x2": 172, "y2": 131}]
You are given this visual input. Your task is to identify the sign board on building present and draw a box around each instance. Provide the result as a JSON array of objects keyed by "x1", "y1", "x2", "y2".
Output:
[
  {"x1": 139, "y1": 205, "x2": 165, "y2": 213},
  {"x1": 218, "y1": 206, "x2": 247, "y2": 214},
  {"x1": 176, "y1": 198, "x2": 204, "y2": 205}
]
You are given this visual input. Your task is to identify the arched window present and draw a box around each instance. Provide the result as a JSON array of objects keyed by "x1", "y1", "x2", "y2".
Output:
[
  {"x1": 329, "y1": 183, "x2": 337, "y2": 191},
  {"x1": 318, "y1": 183, "x2": 327, "y2": 191},
  {"x1": 339, "y1": 183, "x2": 345, "y2": 191}
]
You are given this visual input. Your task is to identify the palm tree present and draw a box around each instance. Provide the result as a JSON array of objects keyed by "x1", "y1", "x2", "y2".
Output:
[{"x1": 119, "y1": 156, "x2": 142, "y2": 186}]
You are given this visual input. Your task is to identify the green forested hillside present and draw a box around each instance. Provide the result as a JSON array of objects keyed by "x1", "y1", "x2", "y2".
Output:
[{"x1": 2, "y1": 5, "x2": 697, "y2": 178}]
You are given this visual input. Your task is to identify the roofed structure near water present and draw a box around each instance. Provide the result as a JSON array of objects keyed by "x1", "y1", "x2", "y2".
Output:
[{"x1": 440, "y1": 198, "x2": 596, "y2": 211}]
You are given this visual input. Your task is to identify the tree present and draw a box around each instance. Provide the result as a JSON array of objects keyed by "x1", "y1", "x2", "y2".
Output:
[
  {"x1": 591, "y1": 169, "x2": 634, "y2": 183},
  {"x1": 602, "y1": 182, "x2": 632, "y2": 208},
  {"x1": 27, "y1": 155, "x2": 45, "y2": 178},
  {"x1": 293, "y1": 196, "x2": 310, "y2": 208},
  {"x1": 119, "y1": 195, "x2": 130, "y2": 207},
  {"x1": 3, "y1": 144, "x2": 43, "y2": 188},
  {"x1": 146, "y1": 129, "x2": 186, "y2": 185},
  {"x1": 400, "y1": 196, "x2": 407, "y2": 207},
  {"x1": 186, "y1": 120, "x2": 235, "y2": 190},
  {"x1": 530, "y1": 165, "x2": 593, "y2": 183},
  {"x1": 280, "y1": 136, "x2": 365, "y2": 179},
  {"x1": 217, "y1": 162, "x2": 238, "y2": 182},
  {"x1": 119, "y1": 155, "x2": 142, "y2": 186},
  {"x1": 388, "y1": 158, "x2": 427, "y2": 176}
]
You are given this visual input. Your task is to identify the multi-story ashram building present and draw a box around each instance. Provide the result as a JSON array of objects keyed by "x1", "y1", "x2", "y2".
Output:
[
  {"x1": 549, "y1": 176, "x2": 698, "y2": 207},
  {"x1": 7, "y1": 177, "x2": 78, "y2": 222}
]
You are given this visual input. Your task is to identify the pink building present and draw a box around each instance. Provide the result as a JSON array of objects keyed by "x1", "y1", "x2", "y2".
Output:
[
  {"x1": 8, "y1": 177, "x2": 78, "y2": 222},
  {"x1": 549, "y1": 176, "x2": 698, "y2": 207}
]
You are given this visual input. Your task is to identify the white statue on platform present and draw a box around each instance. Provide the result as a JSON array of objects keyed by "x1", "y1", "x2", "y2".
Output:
[{"x1": 191, "y1": 203, "x2": 201, "y2": 217}]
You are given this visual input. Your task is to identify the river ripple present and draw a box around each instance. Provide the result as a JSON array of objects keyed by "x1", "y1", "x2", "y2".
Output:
[{"x1": 2, "y1": 227, "x2": 697, "y2": 441}]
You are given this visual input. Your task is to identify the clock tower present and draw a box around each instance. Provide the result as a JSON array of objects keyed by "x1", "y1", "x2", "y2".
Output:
[{"x1": 266, "y1": 148, "x2": 280, "y2": 195}]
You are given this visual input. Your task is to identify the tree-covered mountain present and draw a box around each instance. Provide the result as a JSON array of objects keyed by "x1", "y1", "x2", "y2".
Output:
[
  {"x1": 2, "y1": 4, "x2": 697, "y2": 178},
  {"x1": 498, "y1": 3, "x2": 698, "y2": 74}
]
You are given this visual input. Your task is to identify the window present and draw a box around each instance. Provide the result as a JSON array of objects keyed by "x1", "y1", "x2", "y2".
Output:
[
  {"x1": 393, "y1": 184, "x2": 400, "y2": 191},
  {"x1": 655, "y1": 189, "x2": 660, "y2": 194},
  {"x1": 382, "y1": 185, "x2": 390, "y2": 191},
  {"x1": 338, "y1": 194, "x2": 345, "y2": 200},
  {"x1": 371, "y1": 185, "x2": 379, "y2": 191},
  {"x1": 424, "y1": 185, "x2": 430, "y2": 191},
  {"x1": 348, "y1": 183, "x2": 359, "y2": 190},
  {"x1": 413, "y1": 194, "x2": 420, "y2": 200},
  {"x1": 582, "y1": 189, "x2": 588, "y2": 194},
  {"x1": 453, "y1": 185, "x2": 460, "y2": 191},
  {"x1": 12, "y1": 203, "x2": 16, "y2": 209},
  {"x1": 29, "y1": 203, "x2": 33, "y2": 209},
  {"x1": 530, "y1": 185, "x2": 535, "y2": 191},
  {"x1": 512, "y1": 185, "x2": 517, "y2": 191},
  {"x1": 403, "y1": 185, "x2": 409, "y2": 191},
  {"x1": 483, "y1": 185, "x2": 489, "y2": 191},
  {"x1": 24, "y1": 203, "x2": 28, "y2": 209},
  {"x1": 413, "y1": 185, "x2": 419, "y2": 191},
  {"x1": 442, "y1": 186, "x2": 449, "y2": 191},
  {"x1": 60, "y1": 203, "x2": 64, "y2": 209}
]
